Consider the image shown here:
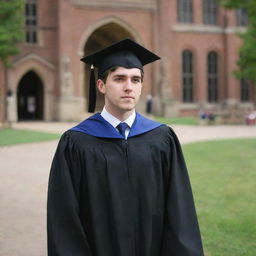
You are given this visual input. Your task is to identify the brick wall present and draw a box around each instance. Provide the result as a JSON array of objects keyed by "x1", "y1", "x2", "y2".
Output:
[{"x1": 0, "y1": 0, "x2": 252, "y2": 121}]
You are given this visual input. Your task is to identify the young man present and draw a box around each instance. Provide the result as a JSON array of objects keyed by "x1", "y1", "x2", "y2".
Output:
[{"x1": 47, "y1": 39, "x2": 204, "y2": 256}]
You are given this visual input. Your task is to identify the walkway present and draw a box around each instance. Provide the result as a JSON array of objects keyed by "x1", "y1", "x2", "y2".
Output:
[
  {"x1": 0, "y1": 122, "x2": 256, "y2": 256},
  {"x1": 10, "y1": 121, "x2": 256, "y2": 144}
]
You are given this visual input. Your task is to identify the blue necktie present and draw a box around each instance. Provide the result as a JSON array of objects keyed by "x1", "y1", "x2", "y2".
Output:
[{"x1": 117, "y1": 122, "x2": 128, "y2": 138}]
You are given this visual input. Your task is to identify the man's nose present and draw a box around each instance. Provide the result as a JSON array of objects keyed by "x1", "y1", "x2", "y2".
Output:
[{"x1": 124, "y1": 79, "x2": 133, "y2": 91}]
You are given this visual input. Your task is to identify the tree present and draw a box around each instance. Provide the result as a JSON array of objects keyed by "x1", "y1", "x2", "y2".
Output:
[
  {"x1": 219, "y1": 0, "x2": 256, "y2": 84},
  {"x1": 0, "y1": 0, "x2": 24, "y2": 126},
  {"x1": 0, "y1": 0, "x2": 24, "y2": 67}
]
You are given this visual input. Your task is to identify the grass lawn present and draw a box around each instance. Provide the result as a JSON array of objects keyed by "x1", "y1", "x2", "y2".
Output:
[
  {"x1": 183, "y1": 139, "x2": 256, "y2": 256},
  {"x1": 0, "y1": 128, "x2": 61, "y2": 146},
  {"x1": 155, "y1": 116, "x2": 199, "y2": 125}
]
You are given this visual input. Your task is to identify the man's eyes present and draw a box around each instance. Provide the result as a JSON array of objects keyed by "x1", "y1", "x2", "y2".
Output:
[
  {"x1": 132, "y1": 78, "x2": 141, "y2": 83},
  {"x1": 114, "y1": 77, "x2": 141, "y2": 83},
  {"x1": 115, "y1": 77, "x2": 124, "y2": 81}
]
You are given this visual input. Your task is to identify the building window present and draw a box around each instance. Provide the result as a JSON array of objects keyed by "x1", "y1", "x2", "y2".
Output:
[
  {"x1": 236, "y1": 9, "x2": 248, "y2": 26},
  {"x1": 207, "y1": 51, "x2": 218, "y2": 102},
  {"x1": 240, "y1": 78, "x2": 250, "y2": 102},
  {"x1": 177, "y1": 0, "x2": 193, "y2": 23},
  {"x1": 182, "y1": 50, "x2": 193, "y2": 102},
  {"x1": 203, "y1": 0, "x2": 218, "y2": 25},
  {"x1": 25, "y1": 0, "x2": 38, "y2": 44}
]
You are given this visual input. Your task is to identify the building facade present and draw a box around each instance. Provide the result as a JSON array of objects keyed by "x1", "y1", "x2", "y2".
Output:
[{"x1": 0, "y1": 0, "x2": 254, "y2": 123}]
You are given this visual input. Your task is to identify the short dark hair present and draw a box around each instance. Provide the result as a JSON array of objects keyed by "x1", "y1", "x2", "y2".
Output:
[{"x1": 99, "y1": 66, "x2": 144, "y2": 83}]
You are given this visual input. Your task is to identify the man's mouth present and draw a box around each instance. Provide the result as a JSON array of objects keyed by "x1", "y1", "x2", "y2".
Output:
[{"x1": 121, "y1": 96, "x2": 134, "y2": 99}]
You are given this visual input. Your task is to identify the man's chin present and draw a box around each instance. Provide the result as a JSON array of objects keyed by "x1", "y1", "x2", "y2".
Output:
[
  {"x1": 121, "y1": 104, "x2": 136, "y2": 111},
  {"x1": 118, "y1": 101, "x2": 134, "y2": 109}
]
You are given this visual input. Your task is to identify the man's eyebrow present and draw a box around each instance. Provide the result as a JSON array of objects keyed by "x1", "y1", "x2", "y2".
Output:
[
  {"x1": 113, "y1": 74, "x2": 142, "y2": 78},
  {"x1": 113, "y1": 74, "x2": 126, "y2": 77}
]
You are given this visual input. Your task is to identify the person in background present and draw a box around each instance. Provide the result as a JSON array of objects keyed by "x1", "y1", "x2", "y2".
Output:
[{"x1": 146, "y1": 94, "x2": 153, "y2": 114}]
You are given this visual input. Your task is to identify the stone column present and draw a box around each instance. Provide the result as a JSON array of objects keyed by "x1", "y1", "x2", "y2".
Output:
[{"x1": 58, "y1": 55, "x2": 85, "y2": 121}]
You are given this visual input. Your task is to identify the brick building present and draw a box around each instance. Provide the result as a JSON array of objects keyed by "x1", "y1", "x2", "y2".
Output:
[{"x1": 0, "y1": 0, "x2": 254, "y2": 123}]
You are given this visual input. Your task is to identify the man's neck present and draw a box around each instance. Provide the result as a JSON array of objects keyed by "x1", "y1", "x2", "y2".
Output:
[{"x1": 104, "y1": 106, "x2": 134, "y2": 121}]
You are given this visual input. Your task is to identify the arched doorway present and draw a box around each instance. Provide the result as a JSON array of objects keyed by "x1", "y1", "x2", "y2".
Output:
[
  {"x1": 84, "y1": 23, "x2": 135, "y2": 112},
  {"x1": 17, "y1": 71, "x2": 44, "y2": 120}
]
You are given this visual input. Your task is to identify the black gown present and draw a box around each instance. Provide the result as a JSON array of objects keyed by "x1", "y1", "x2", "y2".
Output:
[{"x1": 47, "y1": 113, "x2": 204, "y2": 256}]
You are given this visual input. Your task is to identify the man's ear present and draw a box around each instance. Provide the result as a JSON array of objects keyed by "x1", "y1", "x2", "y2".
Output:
[{"x1": 97, "y1": 79, "x2": 106, "y2": 94}]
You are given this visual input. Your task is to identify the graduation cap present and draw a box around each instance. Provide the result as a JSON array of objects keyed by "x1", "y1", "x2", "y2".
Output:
[{"x1": 81, "y1": 38, "x2": 160, "y2": 113}]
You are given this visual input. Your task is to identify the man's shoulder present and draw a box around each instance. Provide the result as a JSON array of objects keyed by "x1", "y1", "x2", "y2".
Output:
[
  {"x1": 139, "y1": 121, "x2": 180, "y2": 142},
  {"x1": 60, "y1": 128, "x2": 91, "y2": 144},
  {"x1": 142, "y1": 123, "x2": 172, "y2": 137}
]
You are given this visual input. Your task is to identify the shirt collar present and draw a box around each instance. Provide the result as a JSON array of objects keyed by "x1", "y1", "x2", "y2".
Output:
[{"x1": 100, "y1": 107, "x2": 136, "y2": 129}]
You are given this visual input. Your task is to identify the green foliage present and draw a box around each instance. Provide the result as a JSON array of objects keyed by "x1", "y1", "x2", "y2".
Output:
[
  {"x1": 0, "y1": 129, "x2": 60, "y2": 146},
  {"x1": 219, "y1": 0, "x2": 256, "y2": 84},
  {"x1": 0, "y1": 0, "x2": 24, "y2": 66},
  {"x1": 235, "y1": 26, "x2": 256, "y2": 82},
  {"x1": 184, "y1": 138, "x2": 256, "y2": 256},
  {"x1": 219, "y1": 0, "x2": 247, "y2": 9}
]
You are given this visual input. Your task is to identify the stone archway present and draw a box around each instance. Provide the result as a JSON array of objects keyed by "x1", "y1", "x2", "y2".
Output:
[
  {"x1": 84, "y1": 23, "x2": 135, "y2": 112},
  {"x1": 17, "y1": 71, "x2": 44, "y2": 120}
]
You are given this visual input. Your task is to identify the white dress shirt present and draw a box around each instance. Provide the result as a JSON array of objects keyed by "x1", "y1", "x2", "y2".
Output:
[{"x1": 100, "y1": 107, "x2": 136, "y2": 139}]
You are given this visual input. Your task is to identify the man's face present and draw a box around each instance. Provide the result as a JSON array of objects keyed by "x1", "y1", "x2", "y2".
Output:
[{"x1": 97, "y1": 67, "x2": 142, "y2": 116}]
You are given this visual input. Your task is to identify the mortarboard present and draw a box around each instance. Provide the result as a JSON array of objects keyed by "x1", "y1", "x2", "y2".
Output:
[{"x1": 80, "y1": 38, "x2": 160, "y2": 113}]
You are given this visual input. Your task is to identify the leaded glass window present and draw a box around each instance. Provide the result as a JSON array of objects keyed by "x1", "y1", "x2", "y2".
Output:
[
  {"x1": 177, "y1": 0, "x2": 193, "y2": 23},
  {"x1": 25, "y1": 0, "x2": 37, "y2": 44},
  {"x1": 236, "y1": 9, "x2": 248, "y2": 26},
  {"x1": 240, "y1": 78, "x2": 250, "y2": 102},
  {"x1": 182, "y1": 50, "x2": 194, "y2": 102},
  {"x1": 207, "y1": 52, "x2": 218, "y2": 102},
  {"x1": 203, "y1": 0, "x2": 218, "y2": 25}
]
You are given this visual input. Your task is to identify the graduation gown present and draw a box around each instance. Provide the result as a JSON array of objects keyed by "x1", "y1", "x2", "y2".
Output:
[{"x1": 47, "y1": 113, "x2": 204, "y2": 256}]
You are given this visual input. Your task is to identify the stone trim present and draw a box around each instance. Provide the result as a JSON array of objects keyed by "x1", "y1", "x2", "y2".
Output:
[
  {"x1": 72, "y1": 0, "x2": 156, "y2": 11},
  {"x1": 12, "y1": 54, "x2": 55, "y2": 70},
  {"x1": 77, "y1": 15, "x2": 143, "y2": 56},
  {"x1": 7, "y1": 56, "x2": 56, "y2": 121},
  {"x1": 172, "y1": 24, "x2": 247, "y2": 34},
  {"x1": 179, "y1": 103, "x2": 198, "y2": 110},
  {"x1": 224, "y1": 26, "x2": 247, "y2": 34}
]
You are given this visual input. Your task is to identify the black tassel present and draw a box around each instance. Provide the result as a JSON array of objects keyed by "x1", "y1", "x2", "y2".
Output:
[{"x1": 88, "y1": 65, "x2": 96, "y2": 113}]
